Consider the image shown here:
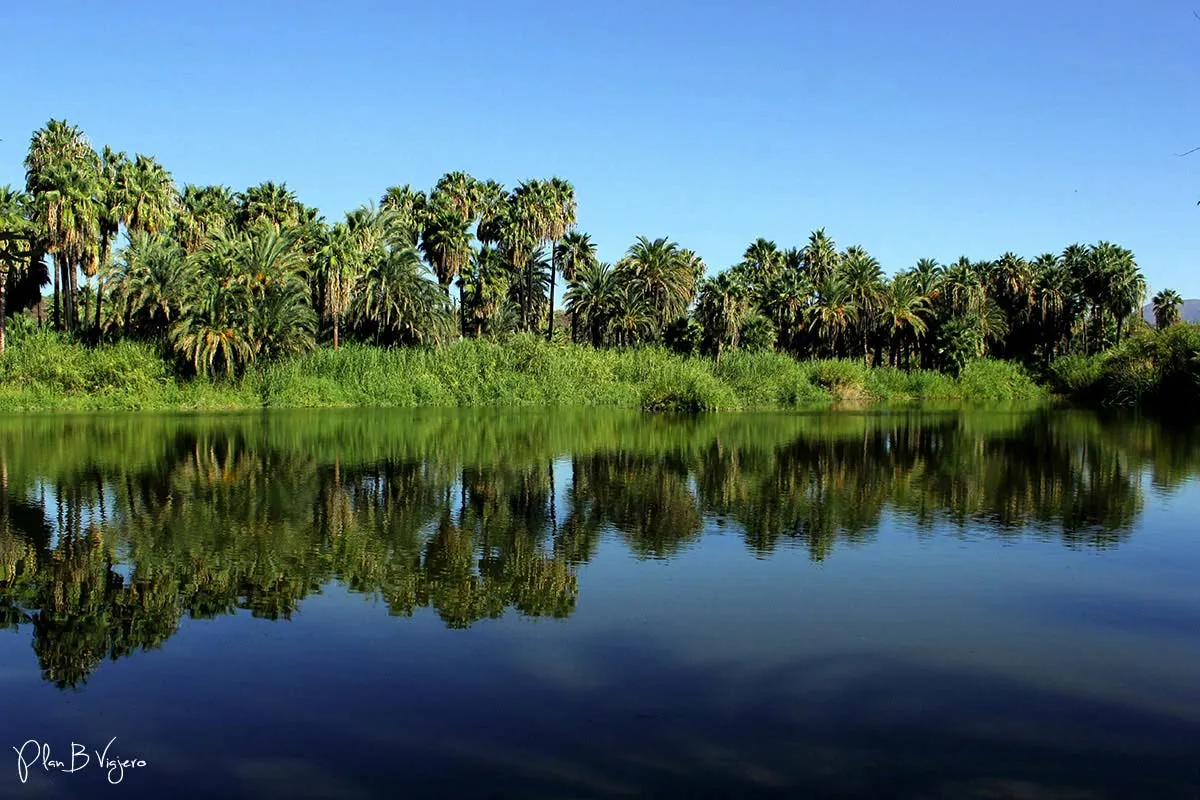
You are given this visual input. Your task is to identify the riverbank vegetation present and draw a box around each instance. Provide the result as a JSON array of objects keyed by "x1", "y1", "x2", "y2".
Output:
[{"x1": 1, "y1": 119, "x2": 1195, "y2": 411}]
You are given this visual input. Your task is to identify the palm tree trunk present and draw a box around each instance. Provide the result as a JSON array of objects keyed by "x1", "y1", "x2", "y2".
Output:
[
  {"x1": 66, "y1": 260, "x2": 78, "y2": 335},
  {"x1": 333, "y1": 318, "x2": 340, "y2": 350},
  {"x1": 0, "y1": 273, "x2": 6, "y2": 355},
  {"x1": 52, "y1": 257, "x2": 60, "y2": 330},
  {"x1": 547, "y1": 242, "x2": 557, "y2": 342},
  {"x1": 95, "y1": 278, "x2": 104, "y2": 335},
  {"x1": 862, "y1": 326, "x2": 869, "y2": 366}
]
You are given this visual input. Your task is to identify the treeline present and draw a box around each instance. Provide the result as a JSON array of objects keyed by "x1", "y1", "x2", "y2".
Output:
[
  {"x1": 0, "y1": 119, "x2": 1192, "y2": 385},
  {"x1": 4, "y1": 408, "x2": 1194, "y2": 687}
]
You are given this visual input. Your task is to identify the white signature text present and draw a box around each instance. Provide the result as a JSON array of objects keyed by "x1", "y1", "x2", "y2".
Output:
[{"x1": 13, "y1": 738, "x2": 147, "y2": 785}]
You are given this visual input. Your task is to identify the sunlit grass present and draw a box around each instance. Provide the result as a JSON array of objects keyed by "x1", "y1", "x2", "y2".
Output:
[{"x1": 0, "y1": 330, "x2": 1048, "y2": 412}]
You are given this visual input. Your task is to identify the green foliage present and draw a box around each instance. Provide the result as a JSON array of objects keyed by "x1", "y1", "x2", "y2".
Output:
[
  {"x1": 0, "y1": 334, "x2": 1058, "y2": 413},
  {"x1": 1048, "y1": 354, "x2": 1107, "y2": 399},
  {"x1": 662, "y1": 316, "x2": 702, "y2": 357},
  {"x1": 1091, "y1": 324, "x2": 1200, "y2": 408},
  {"x1": 737, "y1": 313, "x2": 776, "y2": 353},
  {"x1": 956, "y1": 359, "x2": 1044, "y2": 402}
]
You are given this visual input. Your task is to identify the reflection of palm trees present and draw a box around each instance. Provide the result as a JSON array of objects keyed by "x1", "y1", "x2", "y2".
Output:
[{"x1": 0, "y1": 408, "x2": 1191, "y2": 687}]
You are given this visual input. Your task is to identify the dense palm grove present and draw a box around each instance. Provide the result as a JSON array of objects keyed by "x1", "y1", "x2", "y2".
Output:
[{"x1": 0, "y1": 119, "x2": 1187, "y2": 377}]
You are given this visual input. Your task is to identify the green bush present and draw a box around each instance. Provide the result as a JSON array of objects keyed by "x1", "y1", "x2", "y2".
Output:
[
  {"x1": 957, "y1": 359, "x2": 1044, "y2": 401},
  {"x1": 1048, "y1": 354, "x2": 1106, "y2": 399}
]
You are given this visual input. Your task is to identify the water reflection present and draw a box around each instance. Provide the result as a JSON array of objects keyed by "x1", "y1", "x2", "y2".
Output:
[{"x1": 0, "y1": 408, "x2": 1197, "y2": 688}]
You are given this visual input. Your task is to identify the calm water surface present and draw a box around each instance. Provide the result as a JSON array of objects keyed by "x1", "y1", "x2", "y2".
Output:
[{"x1": 0, "y1": 407, "x2": 1198, "y2": 799}]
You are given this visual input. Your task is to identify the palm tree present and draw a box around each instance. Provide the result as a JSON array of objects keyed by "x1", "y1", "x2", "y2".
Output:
[
  {"x1": 33, "y1": 160, "x2": 99, "y2": 334},
  {"x1": 1091, "y1": 242, "x2": 1143, "y2": 344},
  {"x1": 696, "y1": 272, "x2": 747, "y2": 364},
  {"x1": 801, "y1": 228, "x2": 840, "y2": 286},
  {"x1": 122, "y1": 155, "x2": 177, "y2": 236},
  {"x1": 734, "y1": 238, "x2": 783, "y2": 309},
  {"x1": 621, "y1": 236, "x2": 697, "y2": 335},
  {"x1": 419, "y1": 197, "x2": 473, "y2": 297},
  {"x1": 473, "y1": 181, "x2": 507, "y2": 248},
  {"x1": 177, "y1": 185, "x2": 236, "y2": 251},
  {"x1": 911, "y1": 258, "x2": 944, "y2": 296},
  {"x1": 115, "y1": 232, "x2": 192, "y2": 340},
  {"x1": 609, "y1": 280, "x2": 656, "y2": 347},
  {"x1": 460, "y1": 245, "x2": 510, "y2": 338},
  {"x1": 24, "y1": 119, "x2": 99, "y2": 334},
  {"x1": 92, "y1": 147, "x2": 131, "y2": 332},
  {"x1": 879, "y1": 275, "x2": 931, "y2": 368},
  {"x1": 839, "y1": 247, "x2": 885, "y2": 363},
  {"x1": 502, "y1": 182, "x2": 550, "y2": 331},
  {"x1": 235, "y1": 182, "x2": 299, "y2": 229},
  {"x1": 320, "y1": 223, "x2": 360, "y2": 350},
  {"x1": 544, "y1": 178, "x2": 577, "y2": 342},
  {"x1": 353, "y1": 245, "x2": 452, "y2": 345},
  {"x1": 806, "y1": 275, "x2": 856, "y2": 358},
  {"x1": 0, "y1": 186, "x2": 32, "y2": 353},
  {"x1": 380, "y1": 184, "x2": 428, "y2": 247},
  {"x1": 1152, "y1": 288, "x2": 1184, "y2": 329},
  {"x1": 1032, "y1": 253, "x2": 1073, "y2": 361},
  {"x1": 554, "y1": 231, "x2": 596, "y2": 343},
  {"x1": 942, "y1": 256, "x2": 985, "y2": 317},
  {"x1": 566, "y1": 260, "x2": 620, "y2": 346}
]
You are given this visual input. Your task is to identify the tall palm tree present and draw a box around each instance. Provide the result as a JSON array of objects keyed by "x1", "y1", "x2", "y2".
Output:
[
  {"x1": 544, "y1": 177, "x2": 577, "y2": 342},
  {"x1": 696, "y1": 272, "x2": 747, "y2": 364},
  {"x1": 840, "y1": 247, "x2": 884, "y2": 363},
  {"x1": 320, "y1": 222, "x2": 360, "y2": 350},
  {"x1": 122, "y1": 155, "x2": 177, "y2": 236},
  {"x1": 911, "y1": 258, "x2": 944, "y2": 296},
  {"x1": 380, "y1": 184, "x2": 428, "y2": 247},
  {"x1": 879, "y1": 275, "x2": 931, "y2": 368},
  {"x1": 115, "y1": 232, "x2": 192, "y2": 340},
  {"x1": 1032, "y1": 253, "x2": 1073, "y2": 361},
  {"x1": 801, "y1": 228, "x2": 840, "y2": 286},
  {"x1": 502, "y1": 182, "x2": 549, "y2": 331},
  {"x1": 92, "y1": 147, "x2": 131, "y2": 332},
  {"x1": 473, "y1": 180, "x2": 507, "y2": 248},
  {"x1": 1152, "y1": 288, "x2": 1184, "y2": 329},
  {"x1": 0, "y1": 186, "x2": 32, "y2": 353},
  {"x1": 235, "y1": 182, "x2": 299, "y2": 229},
  {"x1": 33, "y1": 160, "x2": 99, "y2": 334},
  {"x1": 735, "y1": 238, "x2": 783, "y2": 309},
  {"x1": 353, "y1": 246, "x2": 452, "y2": 345},
  {"x1": 177, "y1": 185, "x2": 236, "y2": 251},
  {"x1": 554, "y1": 231, "x2": 596, "y2": 343},
  {"x1": 24, "y1": 119, "x2": 99, "y2": 334},
  {"x1": 566, "y1": 260, "x2": 619, "y2": 347},
  {"x1": 1091, "y1": 242, "x2": 1143, "y2": 344},
  {"x1": 621, "y1": 236, "x2": 696, "y2": 335},
  {"x1": 460, "y1": 245, "x2": 510, "y2": 339},
  {"x1": 806, "y1": 275, "x2": 856, "y2": 358},
  {"x1": 419, "y1": 197, "x2": 473, "y2": 297}
]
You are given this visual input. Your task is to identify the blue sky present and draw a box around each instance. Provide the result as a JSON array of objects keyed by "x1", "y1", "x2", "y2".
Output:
[{"x1": 3, "y1": 0, "x2": 1198, "y2": 294}]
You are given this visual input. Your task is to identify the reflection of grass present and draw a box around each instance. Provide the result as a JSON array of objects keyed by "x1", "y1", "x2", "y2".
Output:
[{"x1": 0, "y1": 331, "x2": 1046, "y2": 412}]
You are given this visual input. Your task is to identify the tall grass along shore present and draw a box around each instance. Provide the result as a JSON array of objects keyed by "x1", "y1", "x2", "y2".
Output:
[{"x1": 0, "y1": 329, "x2": 1046, "y2": 413}]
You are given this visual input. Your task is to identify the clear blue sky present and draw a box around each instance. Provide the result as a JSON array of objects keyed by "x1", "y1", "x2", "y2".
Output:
[{"x1": 3, "y1": 0, "x2": 1198, "y2": 294}]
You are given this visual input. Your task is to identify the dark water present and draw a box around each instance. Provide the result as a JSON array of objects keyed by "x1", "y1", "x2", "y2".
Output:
[{"x1": 0, "y1": 407, "x2": 1198, "y2": 799}]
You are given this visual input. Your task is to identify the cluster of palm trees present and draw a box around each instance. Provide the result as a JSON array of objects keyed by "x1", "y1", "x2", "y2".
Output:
[
  {"x1": 693, "y1": 234, "x2": 1165, "y2": 371},
  {"x1": 0, "y1": 118, "x2": 1184, "y2": 376}
]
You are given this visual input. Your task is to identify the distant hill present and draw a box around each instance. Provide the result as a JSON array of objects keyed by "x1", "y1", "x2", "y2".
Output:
[{"x1": 1141, "y1": 299, "x2": 1200, "y2": 325}]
